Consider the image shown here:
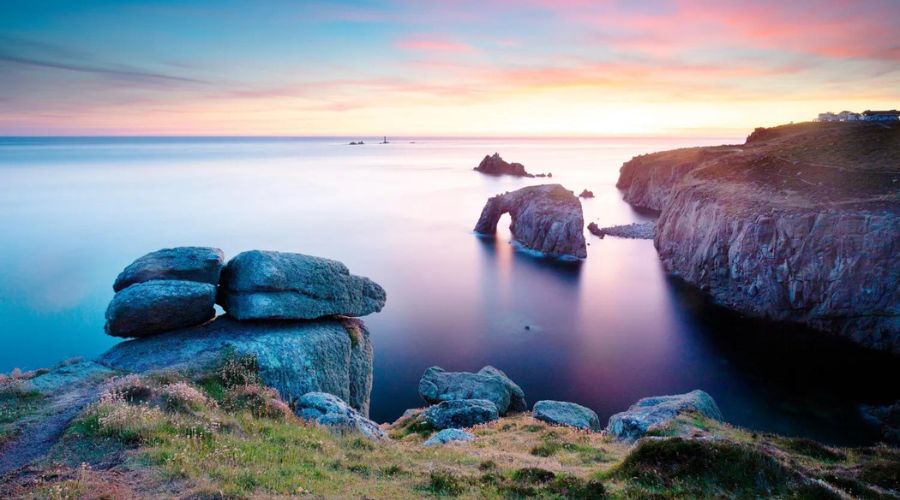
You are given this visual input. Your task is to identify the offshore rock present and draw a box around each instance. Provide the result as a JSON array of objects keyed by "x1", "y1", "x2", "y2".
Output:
[
  {"x1": 587, "y1": 221, "x2": 655, "y2": 240},
  {"x1": 98, "y1": 315, "x2": 374, "y2": 416},
  {"x1": 218, "y1": 250, "x2": 386, "y2": 321},
  {"x1": 474, "y1": 153, "x2": 533, "y2": 177},
  {"x1": 474, "y1": 184, "x2": 587, "y2": 259}
]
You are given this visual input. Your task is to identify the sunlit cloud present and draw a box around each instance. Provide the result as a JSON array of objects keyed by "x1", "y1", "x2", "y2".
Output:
[{"x1": 0, "y1": 0, "x2": 897, "y2": 135}]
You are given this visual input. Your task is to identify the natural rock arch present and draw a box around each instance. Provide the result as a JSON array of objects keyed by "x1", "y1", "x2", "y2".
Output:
[{"x1": 474, "y1": 184, "x2": 587, "y2": 259}]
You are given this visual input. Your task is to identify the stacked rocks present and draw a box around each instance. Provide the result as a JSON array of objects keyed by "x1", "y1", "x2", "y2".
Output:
[
  {"x1": 101, "y1": 247, "x2": 387, "y2": 418},
  {"x1": 105, "y1": 247, "x2": 386, "y2": 338},
  {"x1": 105, "y1": 247, "x2": 224, "y2": 338}
]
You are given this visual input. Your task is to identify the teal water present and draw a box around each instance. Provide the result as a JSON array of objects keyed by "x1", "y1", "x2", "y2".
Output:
[{"x1": 0, "y1": 136, "x2": 896, "y2": 445}]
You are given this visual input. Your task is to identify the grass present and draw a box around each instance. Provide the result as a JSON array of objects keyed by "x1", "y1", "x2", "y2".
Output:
[
  {"x1": 0, "y1": 384, "x2": 44, "y2": 444},
  {"x1": 5, "y1": 365, "x2": 896, "y2": 499}
]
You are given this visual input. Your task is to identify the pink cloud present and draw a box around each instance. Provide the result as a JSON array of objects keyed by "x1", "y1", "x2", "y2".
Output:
[{"x1": 394, "y1": 35, "x2": 476, "y2": 53}]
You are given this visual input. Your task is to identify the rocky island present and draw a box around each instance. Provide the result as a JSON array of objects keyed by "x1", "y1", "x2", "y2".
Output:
[
  {"x1": 474, "y1": 184, "x2": 587, "y2": 259},
  {"x1": 617, "y1": 121, "x2": 900, "y2": 353},
  {"x1": 474, "y1": 153, "x2": 551, "y2": 178}
]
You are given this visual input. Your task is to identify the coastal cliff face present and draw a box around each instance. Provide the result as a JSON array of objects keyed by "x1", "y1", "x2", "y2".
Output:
[{"x1": 618, "y1": 122, "x2": 900, "y2": 352}]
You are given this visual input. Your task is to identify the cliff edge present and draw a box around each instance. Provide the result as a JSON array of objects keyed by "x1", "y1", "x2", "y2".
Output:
[{"x1": 617, "y1": 121, "x2": 900, "y2": 352}]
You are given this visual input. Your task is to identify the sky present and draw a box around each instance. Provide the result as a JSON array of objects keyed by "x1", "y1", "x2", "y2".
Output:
[{"x1": 0, "y1": 0, "x2": 898, "y2": 136}]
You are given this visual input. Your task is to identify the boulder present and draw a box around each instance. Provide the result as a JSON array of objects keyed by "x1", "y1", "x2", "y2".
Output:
[
  {"x1": 422, "y1": 399, "x2": 499, "y2": 430},
  {"x1": 423, "y1": 428, "x2": 475, "y2": 446},
  {"x1": 606, "y1": 390, "x2": 723, "y2": 441},
  {"x1": 579, "y1": 189, "x2": 594, "y2": 198},
  {"x1": 217, "y1": 250, "x2": 386, "y2": 321},
  {"x1": 474, "y1": 184, "x2": 587, "y2": 259},
  {"x1": 296, "y1": 392, "x2": 385, "y2": 440},
  {"x1": 113, "y1": 247, "x2": 224, "y2": 292},
  {"x1": 98, "y1": 315, "x2": 374, "y2": 416},
  {"x1": 474, "y1": 153, "x2": 533, "y2": 177},
  {"x1": 104, "y1": 280, "x2": 217, "y2": 338},
  {"x1": 418, "y1": 366, "x2": 526, "y2": 415},
  {"x1": 532, "y1": 400, "x2": 601, "y2": 431}
]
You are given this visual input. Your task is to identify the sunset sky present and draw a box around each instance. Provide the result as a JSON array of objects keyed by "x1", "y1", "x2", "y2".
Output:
[{"x1": 1, "y1": 0, "x2": 898, "y2": 136}]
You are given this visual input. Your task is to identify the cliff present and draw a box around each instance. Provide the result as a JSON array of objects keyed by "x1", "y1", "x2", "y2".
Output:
[{"x1": 617, "y1": 122, "x2": 900, "y2": 352}]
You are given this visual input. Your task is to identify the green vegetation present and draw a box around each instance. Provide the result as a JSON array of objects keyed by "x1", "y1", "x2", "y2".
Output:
[
  {"x1": 2, "y1": 364, "x2": 897, "y2": 499},
  {"x1": 0, "y1": 383, "x2": 44, "y2": 444}
]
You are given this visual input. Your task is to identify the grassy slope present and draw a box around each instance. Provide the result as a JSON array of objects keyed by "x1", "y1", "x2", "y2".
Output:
[{"x1": 1, "y1": 362, "x2": 896, "y2": 500}]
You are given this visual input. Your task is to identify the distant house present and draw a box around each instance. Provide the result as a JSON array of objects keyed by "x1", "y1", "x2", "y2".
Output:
[
  {"x1": 862, "y1": 110, "x2": 900, "y2": 122},
  {"x1": 817, "y1": 111, "x2": 860, "y2": 122}
]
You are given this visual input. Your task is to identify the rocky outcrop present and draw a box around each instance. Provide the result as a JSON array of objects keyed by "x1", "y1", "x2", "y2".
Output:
[
  {"x1": 606, "y1": 390, "x2": 723, "y2": 441},
  {"x1": 423, "y1": 428, "x2": 475, "y2": 446},
  {"x1": 113, "y1": 247, "x2": 225, "y2": 292},
  {"x1": 105, "y1": 280, "x2": 217, "y2": 338},
  {"x1": 616, "y1": 122, "x2": 900, "y2": 352},
  {"x1": 532, "y1": 400, "x2": 601, "y2": 431},
  {"x1": 579, "y1": 189, "x2": 594, "y2": 198},
  {"x1": 422, "y1": 399, "x2": 499, "y2": 429},
  {"x1": 587, "y1": 222, "x2": 655, "y2": 240},
  {"x1": 474, "y1": 153, "x2": 532, "y2": 177},
  {"x1": 296, "y1": 392, "x2": 385, "y2": 440},
  {"x1": 98, "y1": 315, "x2": 374, "y2": 416},
  {"x1": 474, "y1": 184, "x2": 587, "y2": 259},
  {"x1": 218, "y1": 250, "x2": 386, "y2": 321},
  {"x1": 418, "y1": 366, "x2": 526, "y2": 415}
]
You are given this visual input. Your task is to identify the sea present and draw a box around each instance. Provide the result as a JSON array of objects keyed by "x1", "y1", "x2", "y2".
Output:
[{"x1": 1, "y1": 135, "x2": 896, "y2": 445}]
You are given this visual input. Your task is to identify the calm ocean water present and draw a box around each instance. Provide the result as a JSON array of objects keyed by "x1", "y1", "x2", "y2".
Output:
[{"x1": 0, "y1": 136, "x2": 896, "y2": 444}]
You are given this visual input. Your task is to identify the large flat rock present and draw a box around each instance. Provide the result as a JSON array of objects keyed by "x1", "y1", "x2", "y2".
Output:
[
  {"x1": 113, "y1": 246, "x2": 224, "y2": 292},
  {"x1": 218, "y1": 250, "x2": 386, "y2": 321},
  {"x1": 98, "y1": 315, "x2": 374, "y2": 415}
]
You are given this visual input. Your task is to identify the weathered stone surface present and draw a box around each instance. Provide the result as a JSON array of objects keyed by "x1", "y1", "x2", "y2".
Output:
[
  {"x1": 113, "y1": 247, "x2": 225, "y2": 292},
  {"x1": 532, "y1": 400, "x2": 601, "y2": 431},
  {"x1": 98, "y1": 315, "x2": 374, "y2": 416},
  {"x1": 616, "y1": 122, "x2": 900, "y2": 352},
  {"x1": 418, "y1": 366, "x2": 526, "y2": 415},
  {"x1": 474, "y1": 153, "x2": 533, "y2": 177},
  {"x1": 606, "y1": 390, "x2": 723, "y2": 441},
  {"x1": 474, "y1": 184, "x2": 587, "y2": 259},
  {"x1": 587, "y1": 222, "x2": 655, "y2": 240},
  {"x1": 218, "y1": 250, "x2": 386, "y2": 321},
  {"x1": 296, "y1": 392, "x2": 385, "y2": 440},
  {"x1": 423, "y1": 428, "x2": 475, "y2": 446},
  {"x1": 105, "y1": 280, "x2": 217, "y2": 338},
  {"x1": 422, "y1": 399, "x2": 499, "y2": 430}
]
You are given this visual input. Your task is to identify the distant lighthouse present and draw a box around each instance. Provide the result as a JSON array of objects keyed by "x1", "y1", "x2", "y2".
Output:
[{"x1": 381, "y1": 136, "x2": 389, "y2": 144}]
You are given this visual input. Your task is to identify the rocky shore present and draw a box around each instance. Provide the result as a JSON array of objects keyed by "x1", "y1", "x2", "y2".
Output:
[{"x1": 617, "y1": 122, "x2": 900, "y2": 353}]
